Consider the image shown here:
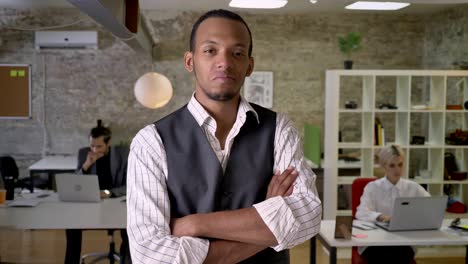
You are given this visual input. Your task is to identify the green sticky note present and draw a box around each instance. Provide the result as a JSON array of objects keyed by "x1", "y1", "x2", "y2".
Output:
[
  {"x1": 10, "y1": 70, "x2": 17, "y2": 77},
  {"x1": 18, "y1": 70, "x2": 25, "y2": 77}
]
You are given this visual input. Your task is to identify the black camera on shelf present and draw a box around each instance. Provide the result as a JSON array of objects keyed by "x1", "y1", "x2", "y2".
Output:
[
  {"x1": 344, "y1": 100, "x2": 357, "y2": 109},
  {"x1": 378, "y1": 103, "x2": 398, "y2": 109},
  {"x1": 411, "y1": 136, "x2": 425, "y2": 145}
]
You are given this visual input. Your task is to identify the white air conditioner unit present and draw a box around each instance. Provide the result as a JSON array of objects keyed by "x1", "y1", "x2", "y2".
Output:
[{"x1": 34, "y1": 31, "x2": 98, "y2": 50}]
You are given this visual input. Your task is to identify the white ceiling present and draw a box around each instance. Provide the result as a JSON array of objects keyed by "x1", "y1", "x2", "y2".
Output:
[{"x1": 0, "y1": 0, "x2": 467, "y2": 14}]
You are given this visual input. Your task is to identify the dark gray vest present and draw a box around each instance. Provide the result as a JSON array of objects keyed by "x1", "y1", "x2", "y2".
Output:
[{"x1": 154, "y1": 103, "x2": 289, "y2": 263}]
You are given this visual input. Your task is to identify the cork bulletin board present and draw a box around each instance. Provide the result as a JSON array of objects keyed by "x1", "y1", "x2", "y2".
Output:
[{"x1": 0, "y1": 64, "x2": 31, "y2": 119}]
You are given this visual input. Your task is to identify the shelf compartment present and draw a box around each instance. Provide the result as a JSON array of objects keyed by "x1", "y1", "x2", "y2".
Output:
[
  {"x1": 408, "y1": 148, "x2": 444, "y2": 181},
  {"x1": 444, "y1": 148, "x2": 468, "y2": 174},
  {"x1": 446, "y1": 76, "x2": 467, "y2": 109},
  {"x1": 374, "y1": 112, "x2": 397, "y2": 146},
  {"x1": 410, "y1": 112, "x2": 445, "y2": 146},
  {"x1": 397, "y1": 75, "x2": 411, "y2": 111},
  {"x1": 444, "y1": 184, "x2": 465, "y2": 204},
  {"x1": 396, "y1": 112, "x2": 410, "y2": 145},
  {"x1": 375, "y1": 76, "x2": 397, "y2": 110},
  {"x1": 339, "y1": 75, "x2": 366, "y2": 111},
  {"x1": 338, "y1": 168, "x2": 361, "y2": 177},
  {"x1": 445, "y1": 112, "x2": 468, "y2": 146},
  {"x1": 411, "y1": 76, "x2": 429, "y2": 110},
  {"x1": 430, "y1": 76, "x2": 447, "y2": 110},
  {"x1": 410, "y1": 76, "x2": 446, "y2": 111},
  {"x1": 338, "y1": 112, "x2": 376, "y2": 147},
  {"x1": 337, "y1": 184, "x2": 352, "y2": 211}
]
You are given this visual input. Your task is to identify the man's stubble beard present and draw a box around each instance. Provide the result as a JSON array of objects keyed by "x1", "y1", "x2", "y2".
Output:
[{"x1": 193, "y1": 63, "x2": 243, "y2": 102}]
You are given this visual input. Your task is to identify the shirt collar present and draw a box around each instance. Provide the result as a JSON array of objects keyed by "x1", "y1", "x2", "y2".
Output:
[
  {"x1": 239, "y1": 96, "x2": 260, "y2": 124},
  {"x1": 187, "y1": 93, "x2": 260, "y2": 127},
  {"x1": 383, "y1": 176, "x2": 402, "y2": 191}
]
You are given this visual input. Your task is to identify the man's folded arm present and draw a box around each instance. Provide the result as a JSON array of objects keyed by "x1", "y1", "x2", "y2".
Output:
[
  {"x1": 262, "y1": 114, "x2": 322, "y2": 251},
  {"x1": 127, "y1": 133, "x2": 209, "y2": 264},
  {"x1": 173, "y1": 119, "x2": 323, "y2": 251},
  {"x1": 174, "y1": 177, "x2": 321, "y2": 251}
]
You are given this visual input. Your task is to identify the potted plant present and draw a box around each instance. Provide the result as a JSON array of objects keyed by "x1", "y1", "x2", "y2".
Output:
[{"x1": 338, "y1": 32, "x2": 362, "y2": 69}]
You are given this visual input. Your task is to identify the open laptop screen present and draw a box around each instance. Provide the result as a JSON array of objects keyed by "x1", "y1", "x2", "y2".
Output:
[
  {"x1": 376, "y1": 196, "x2": 447, "y2": 231},
  {"x1": 55, "y1": 173, "x2": 101, "y2": 202}
]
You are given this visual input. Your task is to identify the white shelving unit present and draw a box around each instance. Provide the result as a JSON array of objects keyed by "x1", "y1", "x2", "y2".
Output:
[{"x1": 324, "y1": 70, "x2": 468, "y2": 219}]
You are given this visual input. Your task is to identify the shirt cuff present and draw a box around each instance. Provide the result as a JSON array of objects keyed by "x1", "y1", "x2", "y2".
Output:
[
  {"x1": 371, "y1": 212, "x2": 381, "y2": 222},
  {"x1": 253, "y1": 196, "x2": 300, "y2": 251},
  {"x1": 175, "y1": 237, "x2": 210, "y2": 264}
]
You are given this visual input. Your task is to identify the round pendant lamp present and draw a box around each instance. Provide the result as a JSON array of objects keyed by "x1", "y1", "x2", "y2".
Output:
[{"x1": 134, "y1": 72, "x2": 173, "y2": 109}]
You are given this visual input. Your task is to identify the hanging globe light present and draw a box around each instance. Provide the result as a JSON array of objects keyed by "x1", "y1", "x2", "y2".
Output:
[{"x1": 134, "y1": 72, "x2": 173, "y2": 109}]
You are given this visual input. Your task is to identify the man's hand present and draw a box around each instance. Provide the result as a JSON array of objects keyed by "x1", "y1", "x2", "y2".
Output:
[
  {"x1": 377, "y1": 214, "x2": 391, "y2": 223},
  {"x1": 82, "y1": 151, "x2": 105, "y2": 171},
  {"x1": 266, "y1": 166, "x2": 298, "y2": 199},
  {"x1": 100, "y1": 190, "x2": 112, "y2": 199}
]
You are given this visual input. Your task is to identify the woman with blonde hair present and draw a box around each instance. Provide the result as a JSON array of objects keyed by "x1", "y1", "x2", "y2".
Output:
[{"x1": 356, "y1": 144, "x2": 429, "y2": 264}]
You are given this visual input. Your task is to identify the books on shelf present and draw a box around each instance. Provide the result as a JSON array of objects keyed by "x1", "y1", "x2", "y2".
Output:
[{"x1": 374, "y1": 117, "x2": 385, "y2": 146}]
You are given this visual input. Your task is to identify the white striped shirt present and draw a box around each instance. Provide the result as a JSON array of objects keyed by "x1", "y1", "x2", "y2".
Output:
[{"x1": 127, "y1": 95, "x2": 322, "y2": 264}]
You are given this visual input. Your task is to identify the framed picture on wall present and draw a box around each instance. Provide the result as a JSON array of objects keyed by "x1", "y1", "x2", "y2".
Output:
[{"x1": 243, "y1": 71, "x2": 273, "y2": 108}]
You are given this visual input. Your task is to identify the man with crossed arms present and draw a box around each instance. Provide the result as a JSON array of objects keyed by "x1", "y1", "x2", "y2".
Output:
[{"x1": 127, "y1": 9, "x2": 322, "y2": 263}]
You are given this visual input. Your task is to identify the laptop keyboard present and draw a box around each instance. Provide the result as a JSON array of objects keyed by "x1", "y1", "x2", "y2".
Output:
[{"x1": 377, "y1": 221, "x2": 390, "y2": 227}]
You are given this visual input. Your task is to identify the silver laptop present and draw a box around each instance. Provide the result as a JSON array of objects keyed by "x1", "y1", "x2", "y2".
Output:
[
  {"x1": 55, "y1": 174, "x2": 101, "y2": 202},
  {"x1": 376, "y1": 196, "x2": 448, "y2": 231}
]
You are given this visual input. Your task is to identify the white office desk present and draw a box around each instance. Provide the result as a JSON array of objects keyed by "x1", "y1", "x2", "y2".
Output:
[
  {"x1": 29, "y1": 155, "x2": 77, "y2": 171},
  {"x1": 0, "y1": 194, "x2": 126, "y2": 230},
  {"x1": 28, "y1": 155, "x2": 77, "y2": 192},
  {"x1": 311, "y1": 220, "x2": 468, "y2": 264}
]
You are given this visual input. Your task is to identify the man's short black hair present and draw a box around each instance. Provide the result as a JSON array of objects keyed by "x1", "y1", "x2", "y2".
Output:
[
  {"x1": 90, "y1": 119, "x2": 111, "y2": 143},
  {"x1": 190, "y1": 9, "x2": 253, "y2": 57}
]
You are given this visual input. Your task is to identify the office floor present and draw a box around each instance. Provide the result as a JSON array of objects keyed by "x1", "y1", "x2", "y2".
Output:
[{"x1": 0, "y1": 229, "x2": 465, "y2": 264}]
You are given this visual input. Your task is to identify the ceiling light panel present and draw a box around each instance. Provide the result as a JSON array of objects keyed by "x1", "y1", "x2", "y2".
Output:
[
  {"x1": 345, "y1": 1, "x2": 410, "y2": 10},
  {"x1": 229, "y1": 0, "x2": 288, "y2": 9}
]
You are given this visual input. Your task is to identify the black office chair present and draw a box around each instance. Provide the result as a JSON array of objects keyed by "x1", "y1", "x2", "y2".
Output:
[
  {"x1": 80, "y1": 230, "x2": 120, "y2": 264},
  {"x1": 0, "y1": 156, "x2": 22, "y2": 199},
  {"x1": 0, "y1": 156, "x2": 45, "y2": 194}
]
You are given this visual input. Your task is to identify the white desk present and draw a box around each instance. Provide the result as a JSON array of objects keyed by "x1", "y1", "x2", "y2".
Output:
[
  {"x1": 28, "y1": 155, "x2": 77, "y2": 192},
  {"x1": 311, "y1": 220, "x2": 468, "y2": 264},
  {"x1": 0, "y1": 194, "x2": 126, "y2": 230}
]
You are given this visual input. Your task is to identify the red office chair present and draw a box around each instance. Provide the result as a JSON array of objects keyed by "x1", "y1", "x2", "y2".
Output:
[
  {"x1": 351, "y1": 177, "x2": 416, "y2": 264},
  {"x1": 351, "y1": 178, "x2": 376, "y2": 264}
]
